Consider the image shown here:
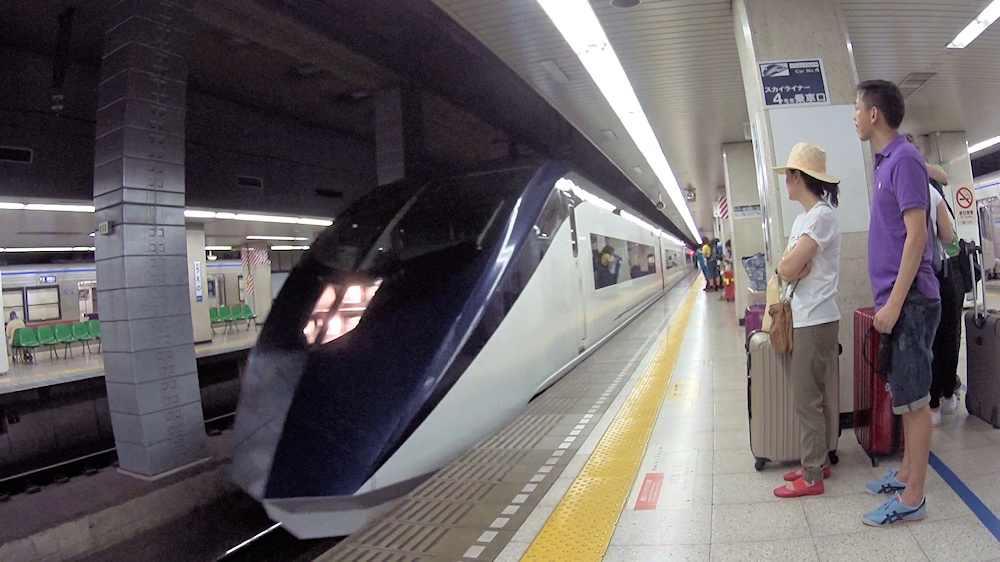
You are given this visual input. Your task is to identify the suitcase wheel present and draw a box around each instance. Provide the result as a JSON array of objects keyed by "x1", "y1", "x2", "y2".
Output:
[
  {"x1": 828, "y1": 451, "x2": 839, "y2": 466},
  {"x1": 754, "y1": 458, "x2": 766, "y2": 471}
]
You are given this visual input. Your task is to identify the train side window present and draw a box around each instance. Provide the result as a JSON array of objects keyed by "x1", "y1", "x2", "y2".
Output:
[
  {"x1": 24, "y1": 286, "x2": 60, "y2": 322},
  {"x1": 2, "y1": 287, "x2": 25, "y2": 323}
]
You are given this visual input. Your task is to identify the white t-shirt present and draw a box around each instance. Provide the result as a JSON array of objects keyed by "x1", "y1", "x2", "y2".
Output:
[
  {"x1": 787, "y1": 202, "x2": 841, "y2": 328},
  {"x1": 929, "y1": 185, "x2": 942, "y2": 238}
]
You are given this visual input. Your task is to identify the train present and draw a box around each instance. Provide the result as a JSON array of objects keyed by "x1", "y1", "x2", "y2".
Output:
[
  {"x1": 1, "y1": 261, "x2": 251, "y2": 327},
  {"x1": 230, "y1": 162, "x2": 690, "y2": 539}
]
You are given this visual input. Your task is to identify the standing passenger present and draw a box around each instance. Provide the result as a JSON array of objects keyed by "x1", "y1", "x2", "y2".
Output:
[
  {"x1": 855, "y1": 80, "x2": 939, "y2": 526},
  {"x1": 770, "y1": 143, "x2": 842, "y2": 498}
]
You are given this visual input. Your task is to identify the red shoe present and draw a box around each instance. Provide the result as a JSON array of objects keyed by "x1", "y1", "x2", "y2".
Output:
[
  {"x1": 783, "y1": 465, "x2": 831, "y2": 482},
  {"x1": 774, "y1": 477, "x2": 824, "y2": 498}
]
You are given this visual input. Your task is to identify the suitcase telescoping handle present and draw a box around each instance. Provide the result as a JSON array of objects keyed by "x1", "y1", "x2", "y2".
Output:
[{"x1": 969, "y1": 244, "x2": 987, "y2": 329}]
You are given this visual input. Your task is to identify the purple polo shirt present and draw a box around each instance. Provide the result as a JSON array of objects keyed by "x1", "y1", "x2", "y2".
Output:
[{"x1": 868, "y1": 134, "x2": 940, "y2": 309}]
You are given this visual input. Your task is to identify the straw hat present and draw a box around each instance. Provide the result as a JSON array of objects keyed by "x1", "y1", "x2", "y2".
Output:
[{"x1": 773, "y1": 142, "x2": 840, "y2": 184}]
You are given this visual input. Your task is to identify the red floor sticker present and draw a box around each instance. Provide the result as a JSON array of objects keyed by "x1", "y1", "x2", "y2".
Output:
[{"x1": 634, "y1": 472, "x2": 664, "y2": 510}]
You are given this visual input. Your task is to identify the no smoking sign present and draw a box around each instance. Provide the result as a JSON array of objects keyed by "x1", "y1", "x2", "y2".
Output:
[{"x1": 956, "y1": 187, "x2": 974, "y2": 209}]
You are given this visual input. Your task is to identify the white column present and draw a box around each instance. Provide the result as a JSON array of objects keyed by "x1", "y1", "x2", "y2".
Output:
[
  {"x1": 733, "y1": 0, "x2": 874, "y2": 412},
  {"x1": 724, "y1": 142, "x2": 766, "y2": 319}
]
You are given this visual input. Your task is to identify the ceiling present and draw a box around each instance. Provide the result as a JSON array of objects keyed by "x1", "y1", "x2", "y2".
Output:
[
  {"x1": 431, "y1": 0, "x2": 1000, "y2": 238},
  {"x1": 3, "y1": 0, "x2": 999, "y2": 247}
]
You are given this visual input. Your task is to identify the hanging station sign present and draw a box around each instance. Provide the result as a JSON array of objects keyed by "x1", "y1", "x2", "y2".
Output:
[{"x1": 759, "y1": 59, "x2": 830, "y2": 108}]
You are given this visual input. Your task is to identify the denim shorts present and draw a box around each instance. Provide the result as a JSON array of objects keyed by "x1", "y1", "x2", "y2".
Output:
[{"x1": 883, "y1": 290, "x2": 941, "y2": 414}]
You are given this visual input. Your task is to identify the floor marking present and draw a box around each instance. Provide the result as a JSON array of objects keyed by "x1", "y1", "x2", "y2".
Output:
[
  {"x1": 490, "y1": 517, "x2": 509, "y2": 529},
  {"x1": 552, "y1": 450, "x2": 565, "y2": 457},
  {"x1": 929, "y1": 452, "x2": 1000, "y2": 542},
  {"x1": 538, "y1": 466, "x2": 552, "y2": 473},
  {"x1": 530, "y1": 474, "x2": 545, "y2": 482},
  {"x1": 632, "y1": 473, "x2": 664, "y2": 510},
  {"x1": 545, "y1": 458, "x2": 558, "y2": 465},
  {"x1": 512, "y1": 494, "x2": 529, "y2": 504},
  {"x1": 477, "y1": 531, "x2": 498, "y2": 543},
  {"x1": 523, "y1": 279, "x2": 699, "y2": 561},
  {"x1": 463, "y1": 545, "x2": 485, "y2": 559},
  {"x1": 522, "y1": 484, "x2": 537, "y2": 493},
  {"x1": 502, "y1": 505, "x2": 519, "y2": 515}
]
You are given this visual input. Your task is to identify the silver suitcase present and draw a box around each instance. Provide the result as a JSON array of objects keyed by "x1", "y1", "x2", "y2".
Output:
[{"x1": 747, "y1": 330, "x2": 840, "y2": 470}]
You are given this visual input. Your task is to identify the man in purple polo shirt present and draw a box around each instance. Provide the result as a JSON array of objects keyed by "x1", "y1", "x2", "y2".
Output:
[{"x1": 854, "y1": 80, "x2": 940, "y2": 526}]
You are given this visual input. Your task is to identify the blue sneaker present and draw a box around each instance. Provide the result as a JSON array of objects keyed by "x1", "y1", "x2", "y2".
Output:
[
  {"x1": 865, "y1": 468, "x2": 906, "y2": 495},
  {"x1": 863, "y1": 493, "x2": 926, "y2": 526}
]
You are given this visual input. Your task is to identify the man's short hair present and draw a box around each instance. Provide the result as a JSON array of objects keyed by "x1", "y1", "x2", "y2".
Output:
[{"x1": 856, "y1": 80, "x2": 905, "y2": 129}]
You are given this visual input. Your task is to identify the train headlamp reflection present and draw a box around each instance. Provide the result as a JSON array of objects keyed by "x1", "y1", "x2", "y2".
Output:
[{"x1": 303, "y1": 280, "x2": 382, "y2": 345}]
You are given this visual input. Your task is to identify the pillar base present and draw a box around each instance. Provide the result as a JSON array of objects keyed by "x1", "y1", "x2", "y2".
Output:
[{"x1": 117, "y1": 455, "x2": 212, "y2": 482}]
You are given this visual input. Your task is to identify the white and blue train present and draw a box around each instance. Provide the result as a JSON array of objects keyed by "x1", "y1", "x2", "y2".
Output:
[{"x1": 231, "y1": 162, "x2": 690, "y2": 538}]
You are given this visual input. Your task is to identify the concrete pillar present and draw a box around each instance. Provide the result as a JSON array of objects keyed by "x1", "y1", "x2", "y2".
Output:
[
  {"x1": 733, "y1": 0, "x2": 874, "y2": 412},
  {"x1": 374, "y1": 87, "x2": 423, "y2": 186},
  {"x1": 186, "y1": 226, "x2": 212, "y2": 344},
  {"x1": 723, "y1": 142, "x2": 766, "y2": 320},
  {"x1": 0, "y1": 272, "x2": 8, "y2": 375},
  {"x1": 94, "y1": 0, "x2": 208, "y2": 478},
  {"x1": 923, "y1": 132, "x2": 980, "y2": 244}
]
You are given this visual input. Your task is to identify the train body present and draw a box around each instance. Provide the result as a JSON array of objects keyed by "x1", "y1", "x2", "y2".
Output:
[
  {"x1": 230, "y1": 162, "x2": 688, "y2": 538},
  {"x1": 1, "y1": 261, "x2": 247, "y2": 326}
]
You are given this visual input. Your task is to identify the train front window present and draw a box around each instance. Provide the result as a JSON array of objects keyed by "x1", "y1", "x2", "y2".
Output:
[{"x1": 358, "y1": 170, "x2": 536, "y2": 271}]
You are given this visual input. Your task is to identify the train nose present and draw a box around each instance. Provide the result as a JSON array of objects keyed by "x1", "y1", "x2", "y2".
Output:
[{"x1": 231, "y1": 348, "x2": 309, "y2": 500}]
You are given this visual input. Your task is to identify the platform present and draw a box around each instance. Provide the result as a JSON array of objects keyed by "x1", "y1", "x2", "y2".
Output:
[
  {"x1": 318, "y1": 277, "x2": 1000, "y2": 561},
  {"x1": 0, "y1": 329, "x2": 258, "y2": 395}
]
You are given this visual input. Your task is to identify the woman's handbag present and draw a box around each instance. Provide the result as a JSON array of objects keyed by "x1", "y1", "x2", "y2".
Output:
[{"x1": 768, "y1": 278, "x2": 798, "y2": 354}]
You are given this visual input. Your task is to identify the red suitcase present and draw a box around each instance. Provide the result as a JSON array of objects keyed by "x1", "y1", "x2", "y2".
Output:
[
  {"x1": 745, "y1": 304, "x2": 765, "y2": 342},
  {"x1": 724, "y1": 270, "x2": 735, "y2": 301},
  {"x1": 853, "y1": 307, "x2": 904, "y2": 466}
]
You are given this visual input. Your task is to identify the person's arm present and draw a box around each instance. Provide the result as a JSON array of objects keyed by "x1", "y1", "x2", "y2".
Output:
[
  {"x1": 927, "y1": 163, "x2": 949, "y2": 184},
  {"x1": 936, "y1": 200, "x2": 954, "y2": 245},
  {"x1": 778, "y1": 234, "x2": 818, "y2": 282},
  {"x1": 874, "y1": 208, "x2": 928, "y2": 333}
]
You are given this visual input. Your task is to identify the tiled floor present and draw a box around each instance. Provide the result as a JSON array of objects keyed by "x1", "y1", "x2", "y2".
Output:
[{"x1": 504, "y1": 286, "x2": 1000, "y2": 561}]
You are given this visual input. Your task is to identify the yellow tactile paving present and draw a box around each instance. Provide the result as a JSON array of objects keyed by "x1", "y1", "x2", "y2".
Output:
[{"x1": 521, "y1": 279, "x2": 700, "y2": 561}]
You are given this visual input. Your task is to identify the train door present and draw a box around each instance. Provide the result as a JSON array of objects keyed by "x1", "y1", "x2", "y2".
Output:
[
  {"x1": 77, "y1": 281, "x2": 97, "y2": 321},
  {"x1": 569, "y1": 204, "x2": 587, "y2": 352},
  {"x1": 206, "y1": 274, "x2": 226, "y2": 309}
]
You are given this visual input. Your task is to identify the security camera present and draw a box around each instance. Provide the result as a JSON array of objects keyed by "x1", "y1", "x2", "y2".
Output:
[{"x1": 656, "y1": 201, "x2": 665, "y2": 210}]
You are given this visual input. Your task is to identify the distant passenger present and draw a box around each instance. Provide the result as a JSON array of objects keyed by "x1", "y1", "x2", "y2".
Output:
[
  {"x1": 906, "y1": 135, "x2": 962, "y2": 427},
  {"x1": 855, "y1": 79, "x2": 938, "y2": 526},
  {"x1": 702, "y1": 241, "x2": 720, "y2": 291},
  {"x1": 771, "y1": 142, "x2": 842, "y2": 499},
  {"x1": 694, "y1": 246, "x2": 708, "y2": 287},
  {"x1": 594, "y1": 245, "x2": 621, "y2": 288},
  {"x1": 5, "y1": 311, "x2": 26, "y2": 356}
]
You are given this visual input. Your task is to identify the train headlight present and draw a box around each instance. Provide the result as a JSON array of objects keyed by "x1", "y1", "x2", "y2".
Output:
[{"x1": 303, "y1": 280, "x2": 382, "y2": 345}]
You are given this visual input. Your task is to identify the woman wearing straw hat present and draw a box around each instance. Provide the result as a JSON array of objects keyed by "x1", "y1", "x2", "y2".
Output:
[{"x1": 771, "y1": 142, "x2": 843, "y2": 498}]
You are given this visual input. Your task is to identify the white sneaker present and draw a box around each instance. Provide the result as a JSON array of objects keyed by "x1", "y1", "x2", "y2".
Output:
[
  {"x1": 941, "y1": 395, "x2": 960, "y2": 415},
  {"x1": 931, "y1": 409, "x2": 942, "y2": 427}
]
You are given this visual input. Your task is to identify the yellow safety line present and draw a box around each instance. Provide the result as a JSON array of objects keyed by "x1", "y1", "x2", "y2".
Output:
[{"x1": 522, "y1": 278, "x2": 700, "y2": 561}]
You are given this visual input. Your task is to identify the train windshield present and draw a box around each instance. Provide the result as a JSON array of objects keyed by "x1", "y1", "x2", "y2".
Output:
[{"x1": 313, "y1": 168, "x2": 538, "y2": 273}]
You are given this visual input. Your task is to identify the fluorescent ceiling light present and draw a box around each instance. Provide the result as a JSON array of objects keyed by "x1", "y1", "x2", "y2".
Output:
[
  {"x1": 246, "y1": 235, "x2": 310, "y2": 241},
  {"x1": 271, "y1": 245, "x2": 310, "y2": 251},
  {"x1": 297, "y1": 218, "x2": 333, "y2": 227},
  {"x1": 234, "y1": 213, "x2": 299, "y2": 224},
  {"x1": 969, "y1": 134, "x2": 1000, "y2": 154},
  {"x1": 205, "y1": 245, "x2": 233, "y2": 251},
  {"x1": 184, "y1": 210, "x2": 217, "y2": 218},
  {"x1": 0, "y1": 202, "x2": 25, "y2": 210},
  {"x1": 947, "y1": 0, "x2": 1000, "y2": 48},
  {"x1": 24, "y1": 203, "x2": 95, "y2": 213},
  {"x1": 537, "y1": 0, "x2": 700, "y2": 242},
  {"x1": 0, "y1": 246, "x2": 95, "y2": 253}
]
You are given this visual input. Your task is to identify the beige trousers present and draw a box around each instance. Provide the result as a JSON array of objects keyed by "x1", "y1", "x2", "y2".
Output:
[{"x1": 789, "y1": 320, "x2": 840, "y2": 484}]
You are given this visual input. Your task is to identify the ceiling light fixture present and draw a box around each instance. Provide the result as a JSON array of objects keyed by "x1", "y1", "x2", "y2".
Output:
[
  {"x1": 0, "y1": 202, "x2": 26, "y2": 210},
  {"x1": 205, "y1": 245, "x2": 233, "y2": 251},
  {"x1": 184, "y1": 210, "x2": 217, "y2": 218},
  {"x1": 270, "y1": 245, "x2": 311, "y2": 251},
  {"x1": 183, "y1": 209, "x2": 333, "y2": 226},
  {"x1": 969, "y1": 134, "x2": 1000, "y2": 154},
  {"x1": 537, "y1": 0, "x2": 700, "y2": 242},
  {"x1": 0, "y1": 246, "x2": 95, "y2": 253},
  {"x1": 24, "y1": 203, "x2": 95, "y2": 213},
  {"x1": 947, "y1": 0, "x2": 1000, "y2": 48},
  {"x1": 246, "y1": 235, "x2": 310, "y2": 241}
]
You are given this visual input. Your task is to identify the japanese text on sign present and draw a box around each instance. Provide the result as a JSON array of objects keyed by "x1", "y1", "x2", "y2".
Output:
[{"x1": 759, "y1": 59, "x2": 830, "y2": 108}]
